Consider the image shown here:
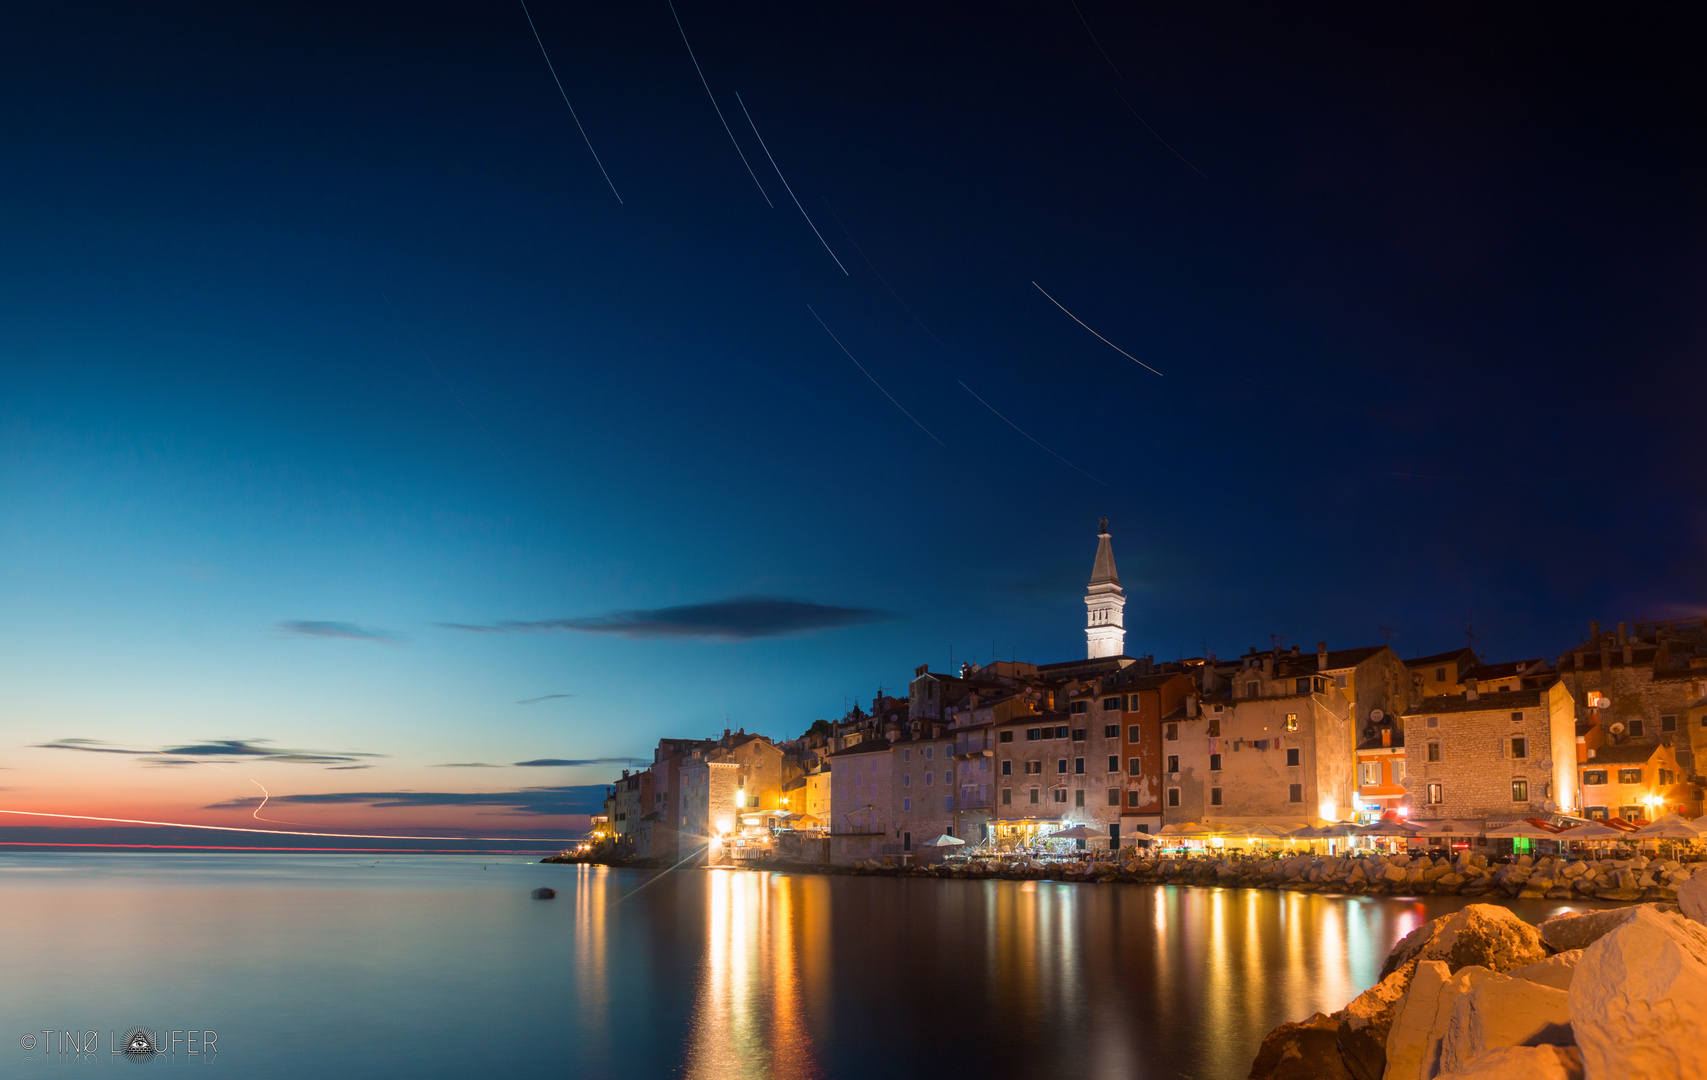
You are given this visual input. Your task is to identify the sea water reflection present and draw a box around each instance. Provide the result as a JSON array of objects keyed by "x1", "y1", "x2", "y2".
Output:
[{"x1": 0, "y1": 855, "x2": 1590, "y2": 1080}]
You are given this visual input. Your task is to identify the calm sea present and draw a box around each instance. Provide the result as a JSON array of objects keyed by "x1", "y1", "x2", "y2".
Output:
[{"x1": 0, "y1": 854, "x2": 1593, "y2": 1079}]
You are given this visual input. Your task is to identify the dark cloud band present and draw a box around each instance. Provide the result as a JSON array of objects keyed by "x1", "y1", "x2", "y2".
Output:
[
  {"x1": 436, "y1": 596, "x2": 890, "y2": 640},
  {"x1": 206, "y1": 785, "x2": 608, "y2": 817}
]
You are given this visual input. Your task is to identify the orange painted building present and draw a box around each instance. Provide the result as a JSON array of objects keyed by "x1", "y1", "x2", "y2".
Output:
[
  {"x1": 1116, "y1": 671, "x2": 1195, "y2": 838},
  {"x1": 1354, "y1": 721, "x2": 1407, "y2": 821}
]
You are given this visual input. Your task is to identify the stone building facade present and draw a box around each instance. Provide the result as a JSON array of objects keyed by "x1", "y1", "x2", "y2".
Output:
[{"x1": 1400, "y1": 681, "x2": 1577, "y2": 821}]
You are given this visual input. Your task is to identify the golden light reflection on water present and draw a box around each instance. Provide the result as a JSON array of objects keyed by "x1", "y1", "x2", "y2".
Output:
[{"x1": 682, "y1": 869, "x2": 825, "y2": 1080}]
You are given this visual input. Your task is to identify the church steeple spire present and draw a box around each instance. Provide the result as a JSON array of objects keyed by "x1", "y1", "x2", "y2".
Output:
[{"x1": 1085, "y1": 518, "x2": 1126, "y2": 659}]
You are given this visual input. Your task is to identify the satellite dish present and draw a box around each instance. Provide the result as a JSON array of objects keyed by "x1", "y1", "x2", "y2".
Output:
[
  {"x1": 1370, "y1": 709, "x2": 1385, "y2": 723},
  {"x1": 1609, "y1": 722, "x2": 1626, "y2": 734}
]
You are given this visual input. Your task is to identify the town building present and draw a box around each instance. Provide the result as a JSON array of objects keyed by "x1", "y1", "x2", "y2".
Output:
[
  {"x1": 1404, "y1": 647, "x2": 1482, "y2": 699},
  {"x1": 1354, "y1": 721, "x2": 1407, "y2": 822},
  {"x1": 1400, "y1": 681, "x2": 1578, "y2": 822},
  {"x1": 1111, "y1": 669, "x2": 1195, "y2": 839},
  {"x1": 1577, "y1": 740, "x2": 1696, "y2": 821},
  {"x1": 828, "y1": 739, "x2": 895, "y2": 864},
  {"x1": 1164, "y1": 652, "x2": 1356, "y2": 831},
  {"x1": 1556, "y1": 617, "x2": 1707, "y2": 772},
  {"x1": 991, "y1": 709, "x2": 1121, "y2": 849}
]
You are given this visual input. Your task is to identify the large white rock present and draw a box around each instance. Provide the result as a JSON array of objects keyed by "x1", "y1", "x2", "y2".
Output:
[
  {"x1": 1677, "y1": 870, "x2": 1707, "y2": 926},
  {"x1": 1536, "y1": 906, "x2": 1643, "y2": 952},
  {"x1": 1435, "y1": 1044, "x2": 1583, "y2": 1079},
  {"x1": 1570, "y1": 904, "x2": 1707, "y2": 1079},
  {"x1": 1436, "y1": 971, "x2": 1574, "y2": 1075},
  {"x1": 1382, "y1": 903, "x2": 1547, "y2": 979},
  {"x1": 1508, "y1": 949, "x2": 1583, "y2": 992},
  {"x1": 1384, "y1": 960, "x2": 1456, "y2": 1080}
]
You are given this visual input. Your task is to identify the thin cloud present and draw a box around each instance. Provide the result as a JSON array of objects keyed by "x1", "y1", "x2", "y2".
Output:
[
  {"x1": 326, "y1": 765, "x2": 375, "y2": 771},
  {"x1": 513, "y1": 758, "x2": 648, "y2": 768},
  {"x1": 431, "y1": 762, "x2": 504, "y2": 769},
  {"x1": 437, "y1": 596, "x2": 890, "y2": 641},
  {"x1": 32, "y1": 738, "x2": 383, "y2": 766},
  {"x1": 276, "y1": 621, "x2": 401, "y2": 643},
  {"x1": 206, "y1": 785, "x2": 609, "y2": 817},
  {"x1": 516, "y1": 693, "x2": 574, "y2": 705}
]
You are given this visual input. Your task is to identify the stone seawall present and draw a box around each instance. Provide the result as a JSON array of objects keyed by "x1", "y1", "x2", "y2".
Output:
[
  {"x1": 1248, "y1": 872, "x2": 1707, "y2": 1079},
  {"x1": 826, "y1": 850, "x2": 1695, "y2": 901}
]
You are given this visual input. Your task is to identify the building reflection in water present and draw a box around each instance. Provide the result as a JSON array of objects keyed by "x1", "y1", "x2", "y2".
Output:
[{"x1": 683, "y1": 869, "x2": 827, "y2": 1080}]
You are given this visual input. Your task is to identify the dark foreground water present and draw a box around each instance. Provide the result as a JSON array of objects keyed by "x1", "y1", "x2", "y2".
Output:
[{"x1": 0, "y1": 854, "x2": 1598, "y2": 1079}]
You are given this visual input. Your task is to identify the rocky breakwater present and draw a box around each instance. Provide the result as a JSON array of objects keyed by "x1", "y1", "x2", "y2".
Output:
[
  {"x1": 1248, "y1": 873, "x2": 1707, "y2": 1080},
  {"x1": 856, "y1": 851, "x2": 1696, "y2": 902}
]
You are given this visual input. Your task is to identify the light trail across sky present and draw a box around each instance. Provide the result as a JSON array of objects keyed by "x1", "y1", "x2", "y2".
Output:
[{"x1": 0, "y1": 809, "x2": 577, "y2": 844}]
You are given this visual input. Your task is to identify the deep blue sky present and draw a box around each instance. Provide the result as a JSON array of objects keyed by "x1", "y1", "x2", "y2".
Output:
[{"x1": 1, "y1": 3, "x2": 1703, "y2": 829}]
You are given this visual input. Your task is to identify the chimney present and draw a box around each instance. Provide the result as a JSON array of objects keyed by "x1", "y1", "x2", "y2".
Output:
[
  {"x1": 1262, "y1": 655, "x2": 1274, "y2": 677},
  {"x1": 1290, "y1": 644, "x2": 1300, "y2": 657},
  {"x1": 1600, "y1": 638, "x2": 1613, "y2": 673},
  {"x1": 1381, "y1": 727, "x2": 1392, "y2": 748},
  {"x1": 1623, "y1": 640, "x2": 1634, "y2": 666},
  {"x1": 1591, "y1": 620, "x2": 1601, "y2": 640},
  {"x1": 1185, "y1": 694, "x2": 1199, "y2": 717},
  {"x1": 1465, "y1": 678, "x2": 1479, "y2": 702},
  {"x1": 724, "y1": 728, "x2": 731, "y2": 739},
  {"x1": 1317, "y1": 642, "x2": 1328, "y2": 670},
  {"x1": 1617, "y1": 621, "x2": 1628, "y2": 647}
]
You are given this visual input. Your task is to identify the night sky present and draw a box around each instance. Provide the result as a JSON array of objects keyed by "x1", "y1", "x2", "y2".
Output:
[{"x1": 2, "y1": 3, "x2": 1703, "y2": 837}]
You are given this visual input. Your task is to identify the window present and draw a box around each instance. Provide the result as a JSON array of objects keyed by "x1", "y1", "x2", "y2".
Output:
[
  {"x1": 1246, "y1": 682, "x2": 1260, "y2": 698},
  {"x1": 1510, "y1": 712, "x2": 1523, "y2": 723},
  {"x1": 1108, "y1": 755, "x2": 1119, "y2": 773},
  {"x1": 1434, "y1": 667, "x2": 1446, "y2": 681},
  {"x1": 1029, "y1": 788, "x2": 1039, "y2": 804},
  {"x1": 1620, "y1": 806, "x2": 1644, "y2": 822},
  {"x1": 925, "y1": 772, "x2": 933, "y2": 786},
  {"x1": 999, "y1": 731, "x2": 1014, "y2": 743},
  {"x1": 1167, "y1": 788, "x2": 1180, "y2": 807},
  {"x1": 1284, "y1": 713, "x2": 1298, "y2": 732},
  {"x1": 1027, "y1": 761, "x2": 1043, "y2": 775},
  {"x1": 1288, "y1": 783, "x2": 1303, "y2": 803},
  {"x1": 1167, "y1": 755, "x2": 1179, "y2": 773},
  {"x1": 903, "y1": 773, "x2": 912, "y2": 788},
  {"x1": 1427, "y1": 742, "x2": 1442, "y2": 762},
  {"x1": 1074, "y1": 789, "x2": 1085, "y2": 807},
  {"x1": 1628, "y1": 720, "x2": 1646, "y2": 738},
  {"x1": 1073, "y1": 728, "x2": 1086, "y2": 742},
  {"x1": 1210, "y1": 787, "x2": 1222, "y2": 806},
  {"x1": 1582, "y1": 769, "x2": 1607, "y2": 786},
  {"x1": 1056, "y1": 759, "x2": 1068, "y2": 774},
  {"x1": 1108, "y1": 788, "x2": 1121, "y2": 806},
  {"x1": 1359, "y1": 762, "x2": 1379, "y2": 786},
  {"x1": 1026, "y1": 728, "x2": 1040, "y2": 741},
  {"x1": 1334, "y1": 674, "x2": 1347, "y2": 688},
  {"x1": 1209, "y1": 753, "x2": 1222, "y2": 771},
  {"x1": 1618, "y1": 768, "x2": 1643, "y2": 784},
  {"x1": 1585, "y1": 805, "x2": 1608, "y2": 820},
  {"x1": 1426, "y1": 782, "x2": 1443, "y2": 805},
  {"x1": 1295, "y1": 678, "x2": 1310, "y2": 694},
  {"x1": 1512, "y1": 780, "x2": 1529, "y2": 802},
  {"x1": 1660, "y1": 768, "x2": 1674, "y2": 786},
  {"x1": 1127, "y1": 758, "x2": 1141, "y2": 776},
  {"x1": 1074, "y1": 757, "x2": 1085, "y2": 774},
  {"x1": 1103, "y1": 697, "x2": 1121, "y2": 711},
  {"x1": 1002, "y1": 788, "x2": 1011, "y2": 806},
  {"x1": 1207, "y1": 718, "x2": 1220, "y2": 737},
  {"x1": 903, "y1": 832, "x2": 911, "y2": 851},
  {"x1": 1128, "y1": 726, "x2": 1141, "y2": 742},
  {"x1": 903, "y1": 797, "x2": 912, "y2": 811},
  {"x1": 945, "y1": 796, "x2": 953, "y2": 811},
  {"x1": 1104, "y1": 724, "x2": 1119, "y2": 739},
  {"x1": 1070, "y1": 701, "x2": 1088, "y2": 714},
  {"x1": 1392, "y1": 761, "x2": 1405, "y2": 783},
  {"x1": 1001, "y1": 760, "x2": 1012, "y2": 776},
  {"x1": 1053, "y1": 789, "x2": 1067, "y2": 804},
  {"x1": 1661, "y1": 715, "x2": 1677, "y2": 733},
  {"x1": 902, "y1": 749, "x2": 911, "y2": 762},
  {"x1": 1498, "y1": 685, "x2": 1510, "y2": 693},
  {"x1": 1127, "y1": 790, "x2": 1141, "y2": 808},
  {"x1": 1166, "y1": 724, "x2": 1179, "y2": 741},
  {"x1": 748, "y1": 797, "x2": 759, "y2": 808},
  {"x1": 945, "y1": 771, "x2": 952, "y2": 785},
  {"x1": 1511, "y1": 737, "x2": 1527, "y2": 758},
  {"x1": 1056, "y1": 725, "x2": 1070, "y2": 739},
  {"x1": 1426, "y1": 716, "x2": 1439, "y2": 728},
  {"x1": 1286, "y1": 748, "x2": 1301, "y2": 767}
]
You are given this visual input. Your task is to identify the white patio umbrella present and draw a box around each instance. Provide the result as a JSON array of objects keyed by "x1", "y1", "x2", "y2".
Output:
[
  {"x1": 1631, "y1": 814, "x2": 1705, "y2": 840},
  {"x1": 920, "y1": 833, "x2": 966, "y2": 847},
  {"x1": 1556, "y1": 821, "x2": 1630, "y2": 841},
  {"x1": 1156, "y1": 821, "x2": 1218, "y2": 838},
  {"x1": 1047, "y1": 825, "x2": 1103, "y2": 840},
  {"x1": 1481, "y1": 821, "x2": 1564, "y2": 841},
  {"x1": 1359, "y1": 820, "x2": 1423, "y2": 838}
]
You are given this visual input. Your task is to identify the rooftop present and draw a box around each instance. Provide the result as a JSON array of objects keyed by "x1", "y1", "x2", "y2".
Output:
[
  {"x1": 1584, "y1": 741, "x2": 1668, "y2": 765},
  {"x1": 1403, "y1": 688, "x2": 1545, "y2": 716}
]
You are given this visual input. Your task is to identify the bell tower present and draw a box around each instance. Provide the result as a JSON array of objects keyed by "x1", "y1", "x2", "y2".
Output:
[{"x1": 1085, "y1": 518, "x2": 1126, "y2": 659}]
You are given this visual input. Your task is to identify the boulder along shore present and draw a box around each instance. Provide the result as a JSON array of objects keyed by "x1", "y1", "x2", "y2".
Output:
[{"x1": 1249, "y1": 872, "x2": 1707, "y2": 1080}]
